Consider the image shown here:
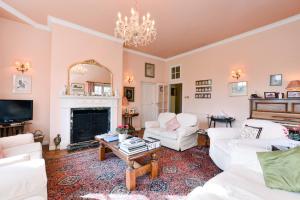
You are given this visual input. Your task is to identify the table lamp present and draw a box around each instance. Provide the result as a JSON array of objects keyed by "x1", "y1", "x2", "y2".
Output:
[
  {"x1": 286, "y1": 80, "x2": 300, "y2": 91},
  {"x1": 122, "y1": 96, "x2": 129, "y2": 113}
]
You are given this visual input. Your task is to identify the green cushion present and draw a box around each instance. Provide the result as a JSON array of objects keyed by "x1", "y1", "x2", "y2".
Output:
[{"x1": 257, "y1": 146, "x2": 300, "y2": 192}]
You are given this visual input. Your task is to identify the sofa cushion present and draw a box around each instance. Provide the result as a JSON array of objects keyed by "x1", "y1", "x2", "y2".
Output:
[
  {"x1": 158, "y1": 112, "x2": 176, "y2": 128},
  {"x1": 244, "y1": 119, "x2": 287, "y2": 139},
  {"x1": 166, "y1": 117, "x2": 180, "y2": 131},
  {"x1": 147, "y1": 128, "x2": 178, "y2": 140},
  {"x1": 240, "y1": 125, "x2": 262, "y2": 139},
  {"x1": 4, "y1": 142, "x2": 42, "y2": 159},
  {"x1": 176, "y1": 113, "x2": 197, "y2": 127},
  {"x1": 257, "y1": 146, "x2": 300, "y2": 192}
]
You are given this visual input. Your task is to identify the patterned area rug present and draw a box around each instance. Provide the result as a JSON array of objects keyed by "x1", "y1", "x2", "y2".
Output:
[{"x1": 46, "y1": 147, "x2": 221, "y2": 200}]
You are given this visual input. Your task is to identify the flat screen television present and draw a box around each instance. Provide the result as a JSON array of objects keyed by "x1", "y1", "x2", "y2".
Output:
[{"x1": 0, "y1": 100, "x2": 33, "y2": 124}]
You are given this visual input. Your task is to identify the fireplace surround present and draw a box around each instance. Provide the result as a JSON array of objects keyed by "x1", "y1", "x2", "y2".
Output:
[{"x1": 50, "y1": 95, "x2": 119, "y2": 150}]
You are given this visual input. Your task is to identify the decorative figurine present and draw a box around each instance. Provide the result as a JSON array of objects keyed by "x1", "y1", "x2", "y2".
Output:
[{"x1": 54, "y1": 134, "x2": 61, "y2": 150}]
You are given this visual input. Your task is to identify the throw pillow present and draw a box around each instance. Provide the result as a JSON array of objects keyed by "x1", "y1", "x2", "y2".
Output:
[
  {"x1": 0, "y1": 145, "x2": 4, "y2": 159},
  {"x1": 257, "y1": 146, "x2": 300, "y2": 192},
  {"x1": 240, "y1": 125, "x2": 262, "y2": 139},
  {"x1": 166, "y1": 117, "x2": 180, "y2": 131}
]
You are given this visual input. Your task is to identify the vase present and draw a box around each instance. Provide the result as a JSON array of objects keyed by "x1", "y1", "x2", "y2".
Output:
[{"x1": 119, "y1": 134, "x2": 127, "y2": 143}]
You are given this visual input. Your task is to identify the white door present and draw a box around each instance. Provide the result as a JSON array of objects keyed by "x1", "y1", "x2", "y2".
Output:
[{"x1": 141, "y1": 82, "x2": 157, "y2": 128}]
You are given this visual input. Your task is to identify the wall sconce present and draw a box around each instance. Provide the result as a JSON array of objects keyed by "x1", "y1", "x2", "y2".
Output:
[
  {"x1": 126, "y1": 75, "x2": 134, "y2": 84},
  {"x1": 231, "y1": 69, "x2": 242, "y2": 80},
  {"x1": 15, "y1": 61, "x2": 31, "y2": 73}
]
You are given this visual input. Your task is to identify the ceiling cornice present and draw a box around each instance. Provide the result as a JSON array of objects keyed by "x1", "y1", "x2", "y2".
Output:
[
  {"x1": 1, "y1": 0, "x2": 300, "y2": 62},
  {"x1": 0, "y1": 0, "x2": 50, "y2": 31},
  {"x1": 123, "y1": 48, "x2": 166, "y2": 62},
  {"x1": 166, "y1": 13, "x2": 300, "y2": 61},
  {"x1": 47, "y1": 16, "x2": 123, "y2": 44}
]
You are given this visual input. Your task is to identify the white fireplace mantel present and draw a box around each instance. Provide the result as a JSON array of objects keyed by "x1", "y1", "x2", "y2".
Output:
[{"x1": 51, "y1": 95, "x2": 120, "y2": 150}]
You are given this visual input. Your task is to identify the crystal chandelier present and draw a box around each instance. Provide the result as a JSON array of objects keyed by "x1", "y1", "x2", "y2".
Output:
[{"x1": 114, "y1": 4, "x2": 157, "y2": 47}]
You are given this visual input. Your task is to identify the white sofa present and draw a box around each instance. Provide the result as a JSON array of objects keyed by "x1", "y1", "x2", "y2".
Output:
[
  {"x1": 144, "y1": 112, "x2": 198, "y2": 151},
  {"x1": 188, "y1": 165, "x2": 300, "y2": 200},
  {"x1": 207, "y1": 119, "x2": 298, "y2": 170},
  {"x1": 0, "y1": 134, "x2": 47, "y2": 200}
]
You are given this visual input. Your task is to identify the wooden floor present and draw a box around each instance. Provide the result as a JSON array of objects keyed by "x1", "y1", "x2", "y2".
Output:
[{"x1": 43, "y1": 129, "x2": 145, "y2": 159}]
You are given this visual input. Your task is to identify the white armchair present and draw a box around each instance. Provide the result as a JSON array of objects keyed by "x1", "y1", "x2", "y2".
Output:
[
  {"x1": 0, "y1": 134, "x2": 47, "y2": 200},
  {"x1": 144, "y1": 112, "x2": 198, "y2": 151},
  {"x1": 208, "y1": 119, "x2": 299, "y2": 170}
]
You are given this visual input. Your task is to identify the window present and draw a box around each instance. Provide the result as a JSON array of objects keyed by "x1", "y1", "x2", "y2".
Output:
[{"x1": 171, "y1": 65, "x2": 180, "y2": 79}]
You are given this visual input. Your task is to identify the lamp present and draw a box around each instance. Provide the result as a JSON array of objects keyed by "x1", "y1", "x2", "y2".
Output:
[
  {"x1": 231, "y1": 69, "x2": 242, "y2": 80},
  {"x1": 15, "y1": 61, "x2": 31, "y2": 73},
  {"x1": 122, "y1": 96, "x2": 129, "y2": 114},
  {"x1": 286, "y1": 80, "x2": 300, "y2": 91},
  {"x1": 126, "y1": 75, "x2": 134, "y2": 84}
]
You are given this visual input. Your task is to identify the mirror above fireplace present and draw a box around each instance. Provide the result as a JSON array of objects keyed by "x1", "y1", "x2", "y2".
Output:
[{"x1": 67, "y1": 59, "x2": 113, "y2": 96}]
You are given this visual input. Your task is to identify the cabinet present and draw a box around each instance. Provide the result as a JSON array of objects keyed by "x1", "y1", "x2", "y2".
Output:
[{"x1": 249, "y1": 98, "x2": 300, "y2": 126}]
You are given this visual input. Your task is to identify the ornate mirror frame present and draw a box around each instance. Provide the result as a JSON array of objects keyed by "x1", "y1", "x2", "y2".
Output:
[{"x1": 67, "y1": 59, "x2": 113, "y2": 95}]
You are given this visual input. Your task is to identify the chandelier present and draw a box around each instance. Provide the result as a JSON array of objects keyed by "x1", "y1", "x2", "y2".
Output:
[{"x1": 114, "y1": 4, "x2": 157, "y2": 47}]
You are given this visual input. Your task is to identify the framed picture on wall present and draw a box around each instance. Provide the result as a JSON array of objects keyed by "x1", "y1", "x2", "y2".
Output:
[
  {"x1": 270, "y1": 74, "x2": 282, "y2": 86},
  {"x1": 13, "y1": 75, "x2": 32, "y2": 94},
  {"x1": 228, "y1": 81, "x2": 247, "y2": 97},
  {"x1": 145, "y1": 63, "x2": 155, "y2": 78},
  {"x1": 124, "y1": 87, "x2": 135, "y2": 102}
]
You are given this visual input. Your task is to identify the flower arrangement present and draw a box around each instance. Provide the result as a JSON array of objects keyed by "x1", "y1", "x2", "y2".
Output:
[{"x1": 116, "y1": 125, "x2": 129, "y2": 134}]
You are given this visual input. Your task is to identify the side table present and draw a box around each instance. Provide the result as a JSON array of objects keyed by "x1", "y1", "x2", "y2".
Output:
[
  {"x1": 209, "y1": 116, "x2": 235, "y2": 128},
  {"x1": 197, "y1": 129, "x2": 210, "y2": 147}
]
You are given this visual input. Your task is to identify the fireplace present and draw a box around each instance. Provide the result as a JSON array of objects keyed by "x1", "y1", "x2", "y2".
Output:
[{"x1": 71, "y1": 107, "x2": 110, "y2": 143}]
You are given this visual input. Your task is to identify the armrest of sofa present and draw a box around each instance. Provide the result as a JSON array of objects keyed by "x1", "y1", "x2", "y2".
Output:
[
  {"x1": 0, "y1": 159, "x2": 47, "y2": 200},
  {"x1": 207, "y1": 128, "x2": 240, "y2": 141},
  {"x1": 145, "y1": 121, "x2": 160, "y2": 129},
  {"x1": 0, "y1": 154, "x2": 30, "y2": 167},
  {"x1": 177, "y1": 126, "x2": 198, "y2": 137},
  {"x1": 0, "y1": 133, "x2": 34, "y2": 149}
]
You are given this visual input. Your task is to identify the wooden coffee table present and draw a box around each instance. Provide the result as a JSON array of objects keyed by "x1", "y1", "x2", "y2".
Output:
[{"x1": 96, "y1": 138, "x2": 161, "y2": 191}]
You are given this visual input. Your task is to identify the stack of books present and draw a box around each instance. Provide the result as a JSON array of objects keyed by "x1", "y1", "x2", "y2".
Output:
[
  {"x1": 120, "y1": 137, "x2": 148, "y2": 155},
  {"x1": 144, "y1": 137, "x2": 161, "y2": 150}
]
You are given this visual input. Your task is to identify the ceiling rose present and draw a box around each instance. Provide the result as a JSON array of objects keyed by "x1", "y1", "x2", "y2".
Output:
[{"x1": 114, "y1": 1, "x2": 157, "y2": 47}]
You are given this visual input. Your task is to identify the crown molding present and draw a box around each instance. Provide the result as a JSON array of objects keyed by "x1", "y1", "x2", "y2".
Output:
[
  {"x1": 47, "y1": 16, "x2": 123, "y2": 44},
  {"x1": 0, "y1": 0, "x2": 50, "y2": 31},
  {"x1": 166, "y1": 13, "x2": 300, "y2": 61},
  {"x1": 123, "y1": 48, "x2": 166, "y2": 61}
]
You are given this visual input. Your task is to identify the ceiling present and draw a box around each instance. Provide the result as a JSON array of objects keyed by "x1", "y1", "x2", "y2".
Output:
[{"x1": 2, "y1": 0, "x2": 300, "y2": 58}]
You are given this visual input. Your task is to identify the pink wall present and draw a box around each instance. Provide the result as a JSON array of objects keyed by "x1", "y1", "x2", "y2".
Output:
[
  {"x1": 0, "y1": 17, "x2": 51, "y2": 141},
  {"x1": 49, "y1": 23, "x2": 123, "y2": 147},
  {"x1": 167, "y1": 20, "x2": 300, "y2": 127},
  {"x1": 123, "y1": 51, "x2": 167, "y2": 129}
]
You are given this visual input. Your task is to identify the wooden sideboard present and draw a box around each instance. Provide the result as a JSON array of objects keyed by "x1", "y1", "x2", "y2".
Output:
[{"x1": 249, "y1": 98, "x2": 300, "y2": 126}]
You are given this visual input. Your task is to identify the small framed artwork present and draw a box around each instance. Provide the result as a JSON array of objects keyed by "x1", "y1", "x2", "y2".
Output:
[
  {"x1": 124, "y1": 87, "x2": 135, "y2": 102},
  {"x1": 287, "y1": 91, "x2": 300, "y2": 98},
  {"x1": 13, "y1": 75, "x2": 32, "y2": 93},
  {"x1": 71, "y1": 83, "x2": 85, "y2": 95},
  {"x1": 264, "y1": 92, "x2": 278, "y2": 99},
  {"x1": 129, "y1": 108, "x2": 135, "y2": 114},
  {"x1": 270, "y1": 74, "x2": 282, "y2": 86},
  {"x1": 145, "y1": 63, "x2": 155, "y2": 78},
  {"x1": 229, "y1": 81, "x2": 247, "y2": 97}
]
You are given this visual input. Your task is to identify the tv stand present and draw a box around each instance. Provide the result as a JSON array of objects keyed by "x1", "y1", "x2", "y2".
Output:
[{"x1": 0, "y1": 122, "x2": 31, "y2": 137}]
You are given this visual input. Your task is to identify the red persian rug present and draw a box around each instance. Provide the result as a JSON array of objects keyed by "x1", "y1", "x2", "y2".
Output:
[{"x1": 46, "y1": 147, "x2": 221, "y2": 200}]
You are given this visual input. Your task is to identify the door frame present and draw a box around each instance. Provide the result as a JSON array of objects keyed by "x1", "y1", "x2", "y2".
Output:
[
  {"x1": 141, "y1": 81, "x2": 157, "y2": 128},
  {"x1": 169, "y1": 82, "x2": 183, "y2": 114}
]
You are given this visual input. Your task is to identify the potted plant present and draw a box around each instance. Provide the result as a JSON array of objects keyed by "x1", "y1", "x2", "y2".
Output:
[{"x1": 116, "y1": 125, "x2": 129, "y2": 142}]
